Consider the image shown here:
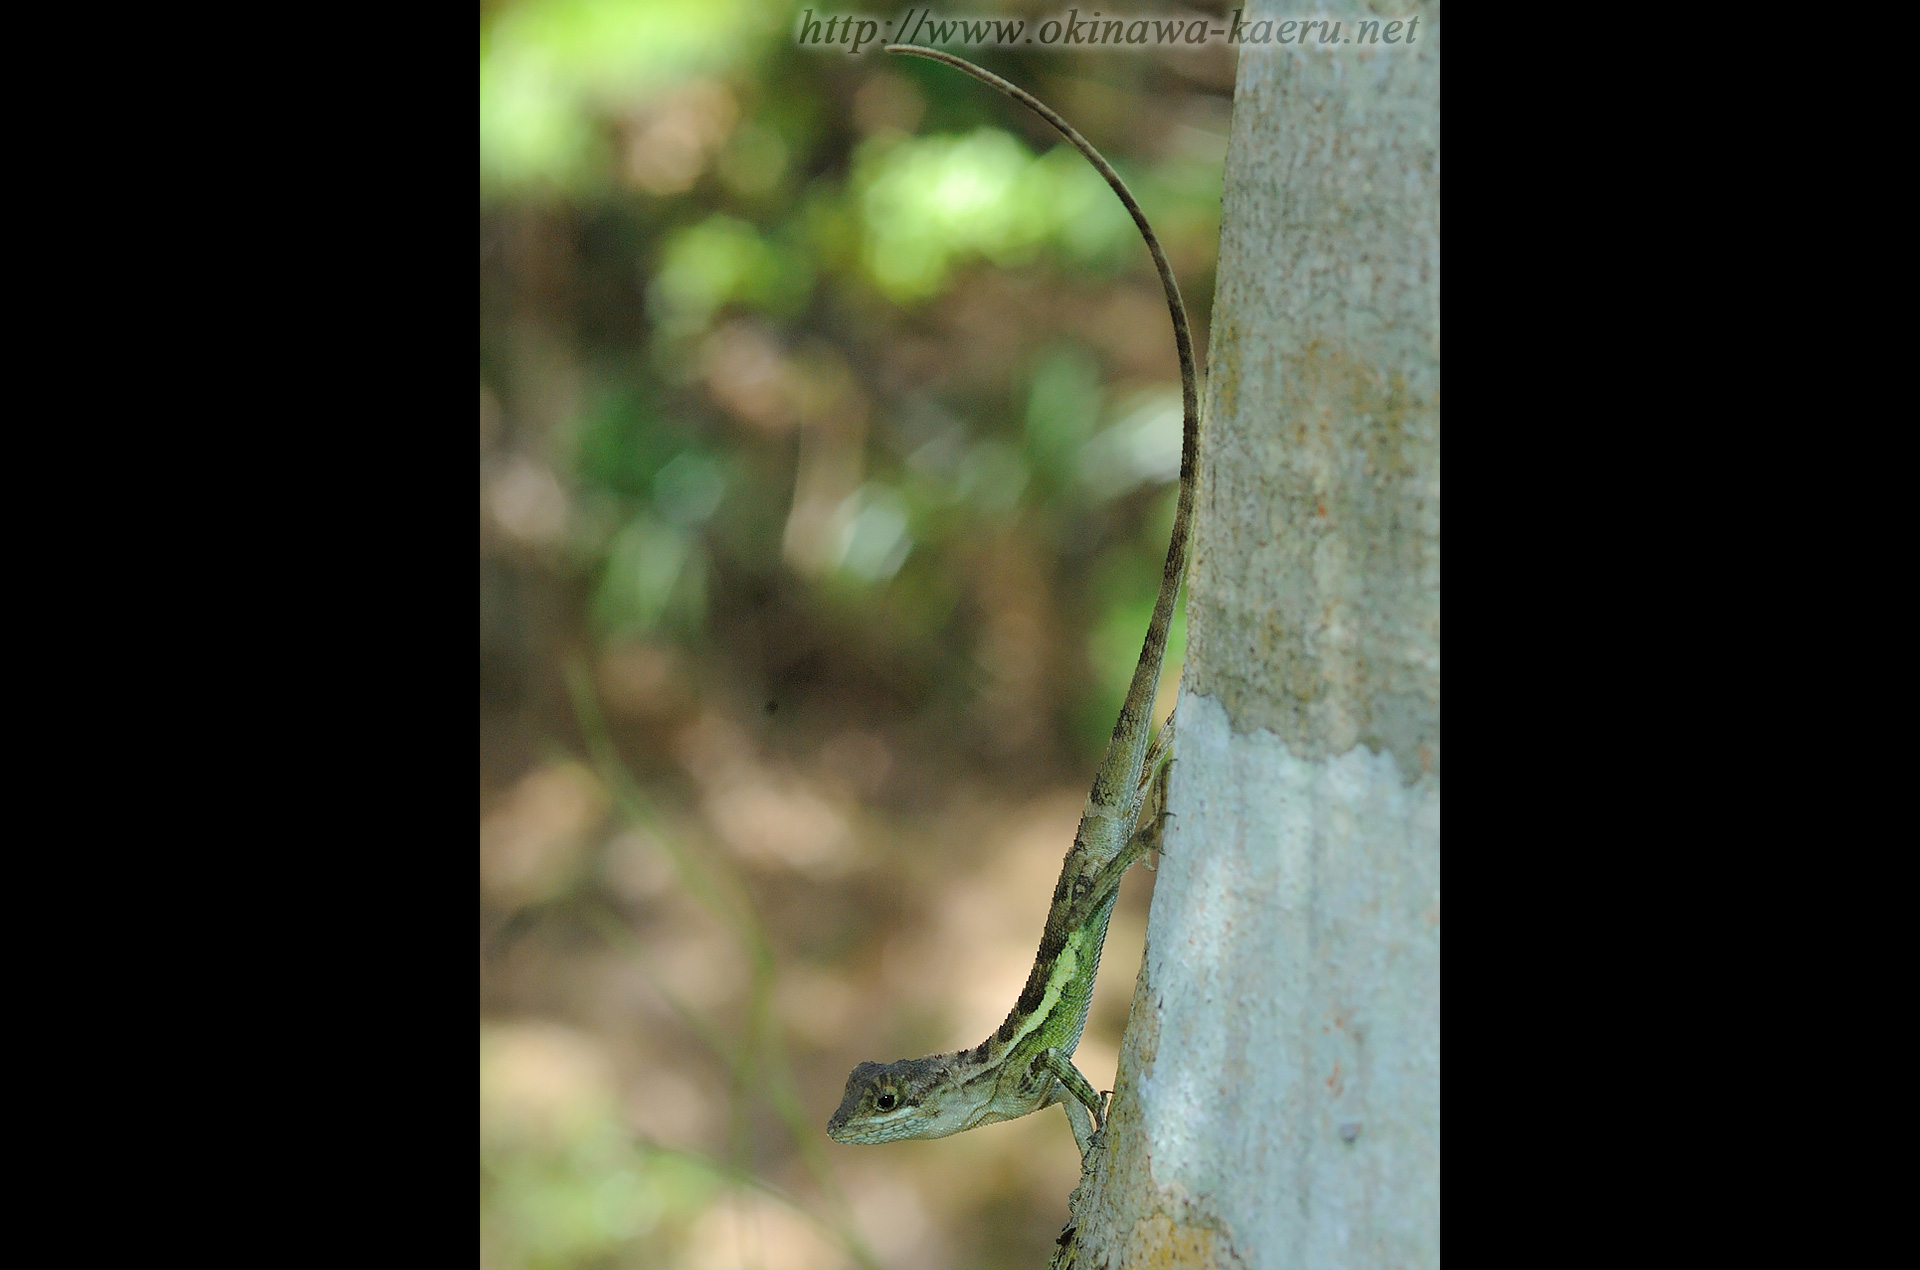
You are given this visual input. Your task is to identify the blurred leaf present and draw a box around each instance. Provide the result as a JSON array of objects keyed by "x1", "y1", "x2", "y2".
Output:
[
  {"x1": 479, "y1": 50, "x2": 603, "y2": 193},
  {"x1": 648, "y1": 214, "x2": 815, "y2": 334},
  {"x1": 567, "y1": 389, "x2": 686, "y2": 499},
  {"x1": 594, "y1": 514, "x2": 703, "y2": 636},
  {"x1": 652, "y1": 451, "x2": 727, "y2": 525},
  {"x1": 1078, "y1": 386, "x2": 1182, "y2": 500},
  {"x1": 715, "y1": 120, "x2": 791, "y2": 198},
  {"x1": 480, "y1": 0, "x2": 771, "y2": 194},
  {"x1": 856, "y1": 129, "x2": 1136, "y2": 302},
  {"x1": 836, "y1": 483, "x2": 913, "y2": 583}
]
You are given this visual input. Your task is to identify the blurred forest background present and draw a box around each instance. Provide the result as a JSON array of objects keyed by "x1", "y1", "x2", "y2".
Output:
[{"x1": 480, "y1": 3, "x2": 1234, "y2": 1266}]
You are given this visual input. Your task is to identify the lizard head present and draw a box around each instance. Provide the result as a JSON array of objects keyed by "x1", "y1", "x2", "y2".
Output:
[{"x1": 826, "y1": 1055, "x2": 973, "y2": 1144}]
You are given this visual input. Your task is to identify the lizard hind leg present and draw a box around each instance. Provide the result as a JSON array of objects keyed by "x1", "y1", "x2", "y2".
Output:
[
  {"x1": 1140, "y1": 711, "x2": 1176, "y2": 791},
  {"x1": 1137, "y1": 753, "x2": 1174, "y2": 865},
  {"x1": 1130, "y1": 714, "x2": 1176, "y2": 868},
  {"x1": 1080, "y1": 790, "x2": 1168, "y2": 909},
  {"x1": 1095, "y1": 757, "x2": 1174, "y2": 896}
]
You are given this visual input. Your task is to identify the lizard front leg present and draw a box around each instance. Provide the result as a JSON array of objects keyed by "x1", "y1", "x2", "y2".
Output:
[
  {"x1": 1034, "y1": 1048, "x2": 1104, "y2": 1132},
  {"x1": 1050, "y1": 1081, "x2": 1097, "y2": 1155}
]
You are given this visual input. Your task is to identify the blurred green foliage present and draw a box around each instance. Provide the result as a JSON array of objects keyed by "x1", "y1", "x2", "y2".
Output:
[
  {"x1": 481, "y1": 1026, "x2": 722, "y2": 1267},
  {"x1": 481, "y1": 0, "x2": 765, "y2": 193},
  {"x1": 481, "y1": 2, "x2": 1229, "y2": 1265}
]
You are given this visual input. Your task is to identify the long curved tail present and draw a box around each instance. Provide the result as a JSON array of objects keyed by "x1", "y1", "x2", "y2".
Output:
[{"x1": 884, "y1": 44, "x2": 1199, "y2": 821}]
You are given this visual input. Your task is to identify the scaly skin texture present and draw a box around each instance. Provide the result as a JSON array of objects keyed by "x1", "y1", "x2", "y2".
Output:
[{"x1": 826, "y1": 45, "x2": 1199, "y2": 1158}]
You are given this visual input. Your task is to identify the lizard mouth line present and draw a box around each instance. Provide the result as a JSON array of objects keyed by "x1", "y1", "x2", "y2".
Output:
[{"x1": 826, "y1": 1116, "x2": 914, "y2": 1144}]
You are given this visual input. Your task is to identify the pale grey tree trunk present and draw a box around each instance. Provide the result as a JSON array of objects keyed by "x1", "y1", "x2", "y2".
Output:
[{"x1": 1056, "y1": 6, "x2": 1439, "y2": 1266}]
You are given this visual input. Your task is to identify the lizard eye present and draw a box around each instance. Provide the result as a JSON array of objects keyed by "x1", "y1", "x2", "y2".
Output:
[{"x1": 875, "y1": 1091, "x2": 898, "y2": 1111}]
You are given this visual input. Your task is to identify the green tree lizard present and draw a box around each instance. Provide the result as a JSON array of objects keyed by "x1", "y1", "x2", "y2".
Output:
[{"x1": 826, "y1": 44, "x2": 1200, "y2": 1158}]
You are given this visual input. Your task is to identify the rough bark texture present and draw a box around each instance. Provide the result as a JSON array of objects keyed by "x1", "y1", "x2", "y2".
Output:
[{"x1": 1054, "y1": 6, "x2": 1439, "y2": 1266}]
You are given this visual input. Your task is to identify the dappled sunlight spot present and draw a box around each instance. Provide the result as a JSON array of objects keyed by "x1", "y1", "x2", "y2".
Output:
[
  {"x1": 931, "y1": 151, "x2": 1016, "y2": 230},
  {"x1": 778, "y1": 361, "x2": 872, "y2": 575},
  {"x1": 857, "y1": 129, "x2": 1137, "y2": 301},
  {"x1": 601, "y1": 828, "x2": 675, "y2": 902},
  {"x1": 682, "y1": 1193, "x2": 843, "y2": 1270},
  {"x1": 481, "y1": 761, "x2": 609, "y2": 906},
  {"x1": 791, "y1": 478, "x2": 915, "y2": 585},
  {"x1": 859, "y1": 130, "x2": 1025, "y2": 300},
  {"x1": 672, "y1": 710, "x2": 860, "y2": 876},
  {"x1": 671, "y1": 709, "x2": 755, "y2": 787},
  {"x1": 707, "y1": 777, "x2": 853, "y2": 877},
  {"x1": 482, "y1": 1022, "x2": 618, "y2": 1145},
  {"x1": 479, "y1": 49, "x2": 597, "y2": 193},
  {"x1": 620, "y1": 79, "x2": 737, "y2": 195},
  {"x1": 485, "y1": 0, "x2": 758, "y2": 100},
  {"x1": 700, "y1": 320, "x2": 795, "y2": 433},
  {"x1": 487, "y1": 455, "x2": 571, "y2": 545}
]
